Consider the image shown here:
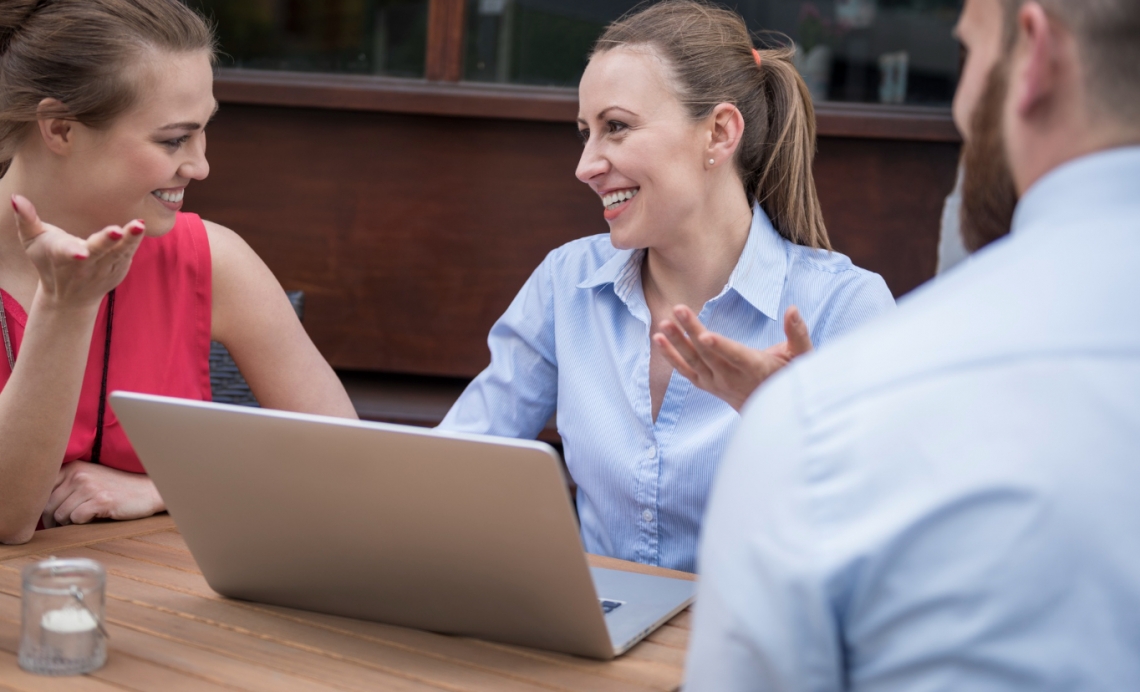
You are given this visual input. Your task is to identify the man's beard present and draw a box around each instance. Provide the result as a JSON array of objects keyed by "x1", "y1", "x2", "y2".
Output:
[{"x1": 960, "y1": 63, "x2": 1019, "y2": 253}]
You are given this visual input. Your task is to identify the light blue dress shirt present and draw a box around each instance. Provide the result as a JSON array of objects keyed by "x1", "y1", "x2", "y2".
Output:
[
  {"x1": 440, "y1": 205, "x2": 894, "y2": 572},
  {"x1": 687, "y1": 147, "x2": 1140, "y2": 690}
]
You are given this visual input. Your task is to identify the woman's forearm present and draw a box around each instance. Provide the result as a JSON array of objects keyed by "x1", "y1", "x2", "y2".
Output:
[{"x1": 0, "y1": 292, "x2": 99, "y2": 543}]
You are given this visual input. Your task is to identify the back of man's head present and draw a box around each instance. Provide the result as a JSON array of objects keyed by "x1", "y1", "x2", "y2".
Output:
[{"x1": 1006, "y1": 0, "x2": 1140, "y2": 125}]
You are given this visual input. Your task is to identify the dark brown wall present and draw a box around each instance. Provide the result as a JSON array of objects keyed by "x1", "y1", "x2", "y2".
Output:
[{"x1": 190, "y1": 103, "x2": 958, "y2": 378}]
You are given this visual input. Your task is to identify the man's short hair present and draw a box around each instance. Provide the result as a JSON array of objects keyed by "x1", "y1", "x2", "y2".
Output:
[{"x1": 1002, "y1": 0, "x2": 1140, "y2": 123}]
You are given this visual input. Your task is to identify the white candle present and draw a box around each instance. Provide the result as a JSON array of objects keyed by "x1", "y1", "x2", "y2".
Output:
[
  {"x1": 41, "y1": 607, "x2": 97, "y2": 633},
  {"x1": 40, "y1": 607, "x2": 98, "y2": 661}
]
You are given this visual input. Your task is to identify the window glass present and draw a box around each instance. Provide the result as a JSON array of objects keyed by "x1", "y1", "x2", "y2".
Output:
[
  {"x1": 463, "y1": 0, "x2": 962, "y2": 105},
  {"x1": 189, "y1": 0, "x2": 429, "y2": 77}
]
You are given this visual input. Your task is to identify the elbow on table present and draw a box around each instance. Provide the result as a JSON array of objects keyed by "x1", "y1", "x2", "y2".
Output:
[{"x1": 0, "y1": 517, "x2": 37, "y2": 545}]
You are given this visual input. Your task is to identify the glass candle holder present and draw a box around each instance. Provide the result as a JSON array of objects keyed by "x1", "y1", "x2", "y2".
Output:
[{"x1": 19, "y1": 557, "x2": 108, "y2": 676}]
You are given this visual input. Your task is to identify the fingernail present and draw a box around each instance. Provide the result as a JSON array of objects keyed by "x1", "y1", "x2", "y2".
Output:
[
  {"x1": 74, "y1": 253, "x2": 88, "y2": 260},
  {"x1": 130, "y1": 220, "x2": 145, "y2": 235},
  {"x1": 10, "y1": 196, "x2": 18, "y2": 213},
  {"x1": 109, "y1": 230, "x2": 124, "y2": 240}
]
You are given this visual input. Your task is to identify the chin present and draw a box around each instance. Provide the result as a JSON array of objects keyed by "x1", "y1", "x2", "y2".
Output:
[
  {"x1": 146, "y1": 214, "x2": 178, "y2": 238},
  {"x1": 607, "y1": 228, "x2": 642, "y2": 251},
  {"x1": 140, "y1": 200, "x2": 180, "y2": 237},
  {"x1": 607, "y1": 215, "x2": 653, "y2": 251}
]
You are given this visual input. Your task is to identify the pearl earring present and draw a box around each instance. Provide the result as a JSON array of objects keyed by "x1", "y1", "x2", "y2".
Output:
[{"x1": 708, "y1": 158, "x2": 715, "y2": 165}]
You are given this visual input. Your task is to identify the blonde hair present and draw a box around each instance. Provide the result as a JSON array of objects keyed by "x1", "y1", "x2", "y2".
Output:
[{"x1": 594, "y1": 1, "x2": 830, "y2": 250}]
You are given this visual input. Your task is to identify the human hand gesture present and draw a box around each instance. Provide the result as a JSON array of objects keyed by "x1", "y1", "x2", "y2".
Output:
[
  {"x1": 41, "y1": 462, "x2": 165, "y2": 528},
  {"x1": 11, "y1": 194, "x2": 145, "y2": 310},
  {"x1": 654, "y1": 305, "x2": 813, "y2": 412}
]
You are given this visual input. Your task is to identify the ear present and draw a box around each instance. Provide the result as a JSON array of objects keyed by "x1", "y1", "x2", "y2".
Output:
[
  {"x1": 706, "y1": 103, "x2": 745, "y2": 166},
  {"x1": 35, "y1": 98, "x2": 76, "y2": 155},
  {"x1": 1010, "y1": 2, "x2": 1059, "y2": 119}
]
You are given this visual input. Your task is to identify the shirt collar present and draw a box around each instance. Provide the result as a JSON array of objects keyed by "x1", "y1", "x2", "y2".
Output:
[
  {"x1": 1013, "y1": 145, "x2": 1140, "y2": 238},
  {"x1": 725, "y1": 204, "x2": 789, "y2": 321},
  {"x1": 577, "y1": 246, "x2": 644, "y2": 303},
  {"x1": 577, "y1": 204, "x2": 789, "y2": 321}
]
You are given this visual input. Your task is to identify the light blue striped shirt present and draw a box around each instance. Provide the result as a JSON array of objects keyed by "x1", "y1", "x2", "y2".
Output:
[
  {"x1": 440, "y1": 205, "x2": 895, "y2": 572},
  {"x1": 688, "y1": 147, "x2": 1140, "y2": 689}
]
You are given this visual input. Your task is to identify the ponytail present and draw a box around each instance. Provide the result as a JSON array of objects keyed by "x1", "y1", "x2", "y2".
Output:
[
  {"x1": 594, "y1": 1, "x2": 831, "y2": 250},
  {"x1": 750, "y1": 46, "x2": 829, "y2": 249}
]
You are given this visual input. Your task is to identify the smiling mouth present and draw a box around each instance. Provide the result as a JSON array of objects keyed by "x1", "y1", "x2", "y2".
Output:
[
  {"x1": 602, "y1": 187, "x2": 639, "y2": 211},
  {"x1": 151, "y1": 189, "x2": 184, "y2": 204}
]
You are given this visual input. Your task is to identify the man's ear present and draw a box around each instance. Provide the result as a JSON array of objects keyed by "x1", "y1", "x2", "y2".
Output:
[
  {"x1": 1011, "y1": 2, "x2": 1059, "y2": 119},
  {"x1": 707, "y1": 102, "x2": 745, "y2": 165},
  {"x1": 35, "y1": 98, "x2": 76, "y2": 156}
]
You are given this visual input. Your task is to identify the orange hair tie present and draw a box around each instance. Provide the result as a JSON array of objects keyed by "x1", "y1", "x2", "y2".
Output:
[{"x1": 751, "y1": 48, "x2": 762, "y2": 67}]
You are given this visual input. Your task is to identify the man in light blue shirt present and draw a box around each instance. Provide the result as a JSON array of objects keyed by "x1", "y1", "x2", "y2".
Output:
[{"x1": 687, "y1": 0, "x2": 1140, "y2": 689}]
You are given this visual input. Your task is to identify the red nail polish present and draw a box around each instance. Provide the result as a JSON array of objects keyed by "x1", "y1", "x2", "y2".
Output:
[
  {"x1": 10, "y1": 197, "x2": 18, "y2": 213},
  {"x1": 74, "y1": 253, "x2": 88, "y2": 260},
  {"x1": 130, "y1": 220, "x2": 146, "y2": 236},
  {"x1": 109, "y1": 230, "x2": 124, "y2": 240}
]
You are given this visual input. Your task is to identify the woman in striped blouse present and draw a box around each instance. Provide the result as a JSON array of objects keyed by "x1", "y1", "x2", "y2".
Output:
[{"x1": 439, "y1": 1, "x2": 895, "y2": 572}]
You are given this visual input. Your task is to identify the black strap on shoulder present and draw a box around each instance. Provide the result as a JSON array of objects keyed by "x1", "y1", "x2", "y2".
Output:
[{"x1": 91, "y1": 289, "x2": 116, "y2": 465}]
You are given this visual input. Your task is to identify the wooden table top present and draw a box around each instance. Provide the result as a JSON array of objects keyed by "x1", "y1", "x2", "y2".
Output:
[{"x1": 0, "y1": 516, "x2": 693, "y2": 691}]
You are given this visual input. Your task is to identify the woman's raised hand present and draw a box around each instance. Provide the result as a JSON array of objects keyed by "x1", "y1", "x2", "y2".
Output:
[
  {"x1": 654, "y1": 305, "x2": 813, "y2": 412},
  {"x1": 11, "y1": 194, "x2": 145, "y2": 310}
]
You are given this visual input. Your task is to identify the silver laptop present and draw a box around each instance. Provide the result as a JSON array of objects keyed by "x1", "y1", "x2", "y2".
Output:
[{"x1": 110, "y1": 391, "x2": 694, "y2": 659}]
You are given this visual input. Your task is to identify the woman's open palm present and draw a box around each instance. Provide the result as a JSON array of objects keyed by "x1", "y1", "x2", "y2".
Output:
[
  {"x1": 655, "y1": 304, "x2": 814, "y2": 412},
  {"x1": 12, "y1": 194, "x2": 145, "y2": 309}
]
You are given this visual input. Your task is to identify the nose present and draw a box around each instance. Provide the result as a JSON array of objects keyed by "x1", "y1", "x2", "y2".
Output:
[
  {"x1": 575, "y1": 137, "x2": 608, "y2": 184},
  {"x1": 180, "y1": 132, "x2": 210, "y2": 181}
]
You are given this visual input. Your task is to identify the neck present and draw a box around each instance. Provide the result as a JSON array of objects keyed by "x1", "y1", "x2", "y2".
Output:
[
  {"x1": 1010, "y1": 87, "x2": 1140, "y2": 194},
  {"x1": 0, "y1": 162, "x2": 38, "y2": 284},
  {"x1": 642, "y1": 183, "x2": 752, "y2": 311},
  {"x1": 0, "y1": 154, "x2": 104, "y2": 244}
]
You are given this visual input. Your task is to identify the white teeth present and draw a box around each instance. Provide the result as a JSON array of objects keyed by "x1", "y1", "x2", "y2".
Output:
[
  {"x1": 602, "y1": 188, "x2": 638, "y2": 210},
  {"x1": 152, "y1": 189, "x2": 185, "y2": 204}
]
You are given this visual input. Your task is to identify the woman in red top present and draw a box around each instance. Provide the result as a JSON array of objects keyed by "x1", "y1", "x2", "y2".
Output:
[{"x1": 0, "y1": 0, "x2": 357, "y2": 544}]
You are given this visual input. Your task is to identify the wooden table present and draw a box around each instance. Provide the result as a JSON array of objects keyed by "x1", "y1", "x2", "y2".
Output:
[{"x1": 0, "y1": 516, "x2": 693, "y2": 691}]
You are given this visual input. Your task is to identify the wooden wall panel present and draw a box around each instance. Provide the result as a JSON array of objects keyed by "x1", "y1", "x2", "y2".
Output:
[
  {"x1": 190, "y1": 104, "x2": 958, "y2": 378},
  {"x1": 193, "y1": 104, "x2": 604, "y2": 377},
  {"x1": 816, "y1": 137, "x2": 960, "y2": 298}
]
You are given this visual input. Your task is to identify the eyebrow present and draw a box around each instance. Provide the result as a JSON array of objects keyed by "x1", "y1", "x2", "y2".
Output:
[
  {"x1": 577, "y1": 105, "x2": 639, "y2": 125},
  {"x1": 156, "y1": 101, "x2": 220, "y2": 131}
]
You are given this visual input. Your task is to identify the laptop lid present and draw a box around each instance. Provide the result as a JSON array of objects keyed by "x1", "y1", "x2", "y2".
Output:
[{"x1": 110, "y1": 392, "x2": 619, "y2": 658}]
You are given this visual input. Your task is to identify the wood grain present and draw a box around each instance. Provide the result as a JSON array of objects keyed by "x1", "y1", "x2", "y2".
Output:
[
  {"x1": 0, "y1": 524, "x2": 690, "y2": 691},
  {"x1": 0, "y1": 516, "x2": 175, "y2": 562},
  {"x1": 426, "y1": 0, "x2": 469, "y2": 82}
]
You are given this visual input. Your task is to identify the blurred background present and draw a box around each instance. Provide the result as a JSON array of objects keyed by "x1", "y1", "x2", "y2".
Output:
[
  {"x1": 183, "y1": 0, "x2": 963, "y2": 430},
  {"x1": 190, "y1": 0, "x2": 961, "y2": 104}
]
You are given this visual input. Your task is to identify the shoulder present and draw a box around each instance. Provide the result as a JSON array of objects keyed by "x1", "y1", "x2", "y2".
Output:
[
  {"x1": 781, "y1": 243, "x2": 895, "y2": 338},
  {"x1": 201, "y1": 218, "x2": 246, "y2": 252},
  {"x1": 200, "y1": 218, "x2": 262, "y2": 274},
  {"x1": 778, "y1": 226, "x2": 1119, "y2": 419},
  {"x1": 787, "y1": 243, "x2": 892, "y2": 300}
]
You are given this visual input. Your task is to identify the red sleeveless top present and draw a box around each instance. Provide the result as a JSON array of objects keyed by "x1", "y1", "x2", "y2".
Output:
[{"x1": 0, "y1": 212, "x2": 213, "y2": 473}]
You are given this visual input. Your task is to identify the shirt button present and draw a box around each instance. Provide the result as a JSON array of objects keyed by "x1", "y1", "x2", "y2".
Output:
[
  {"x1": 648, "y1": 445, "x2": 657, "y2": 459},
  {"x1": 642, "y1": 509, "x2": 654, "y2": 522}
]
